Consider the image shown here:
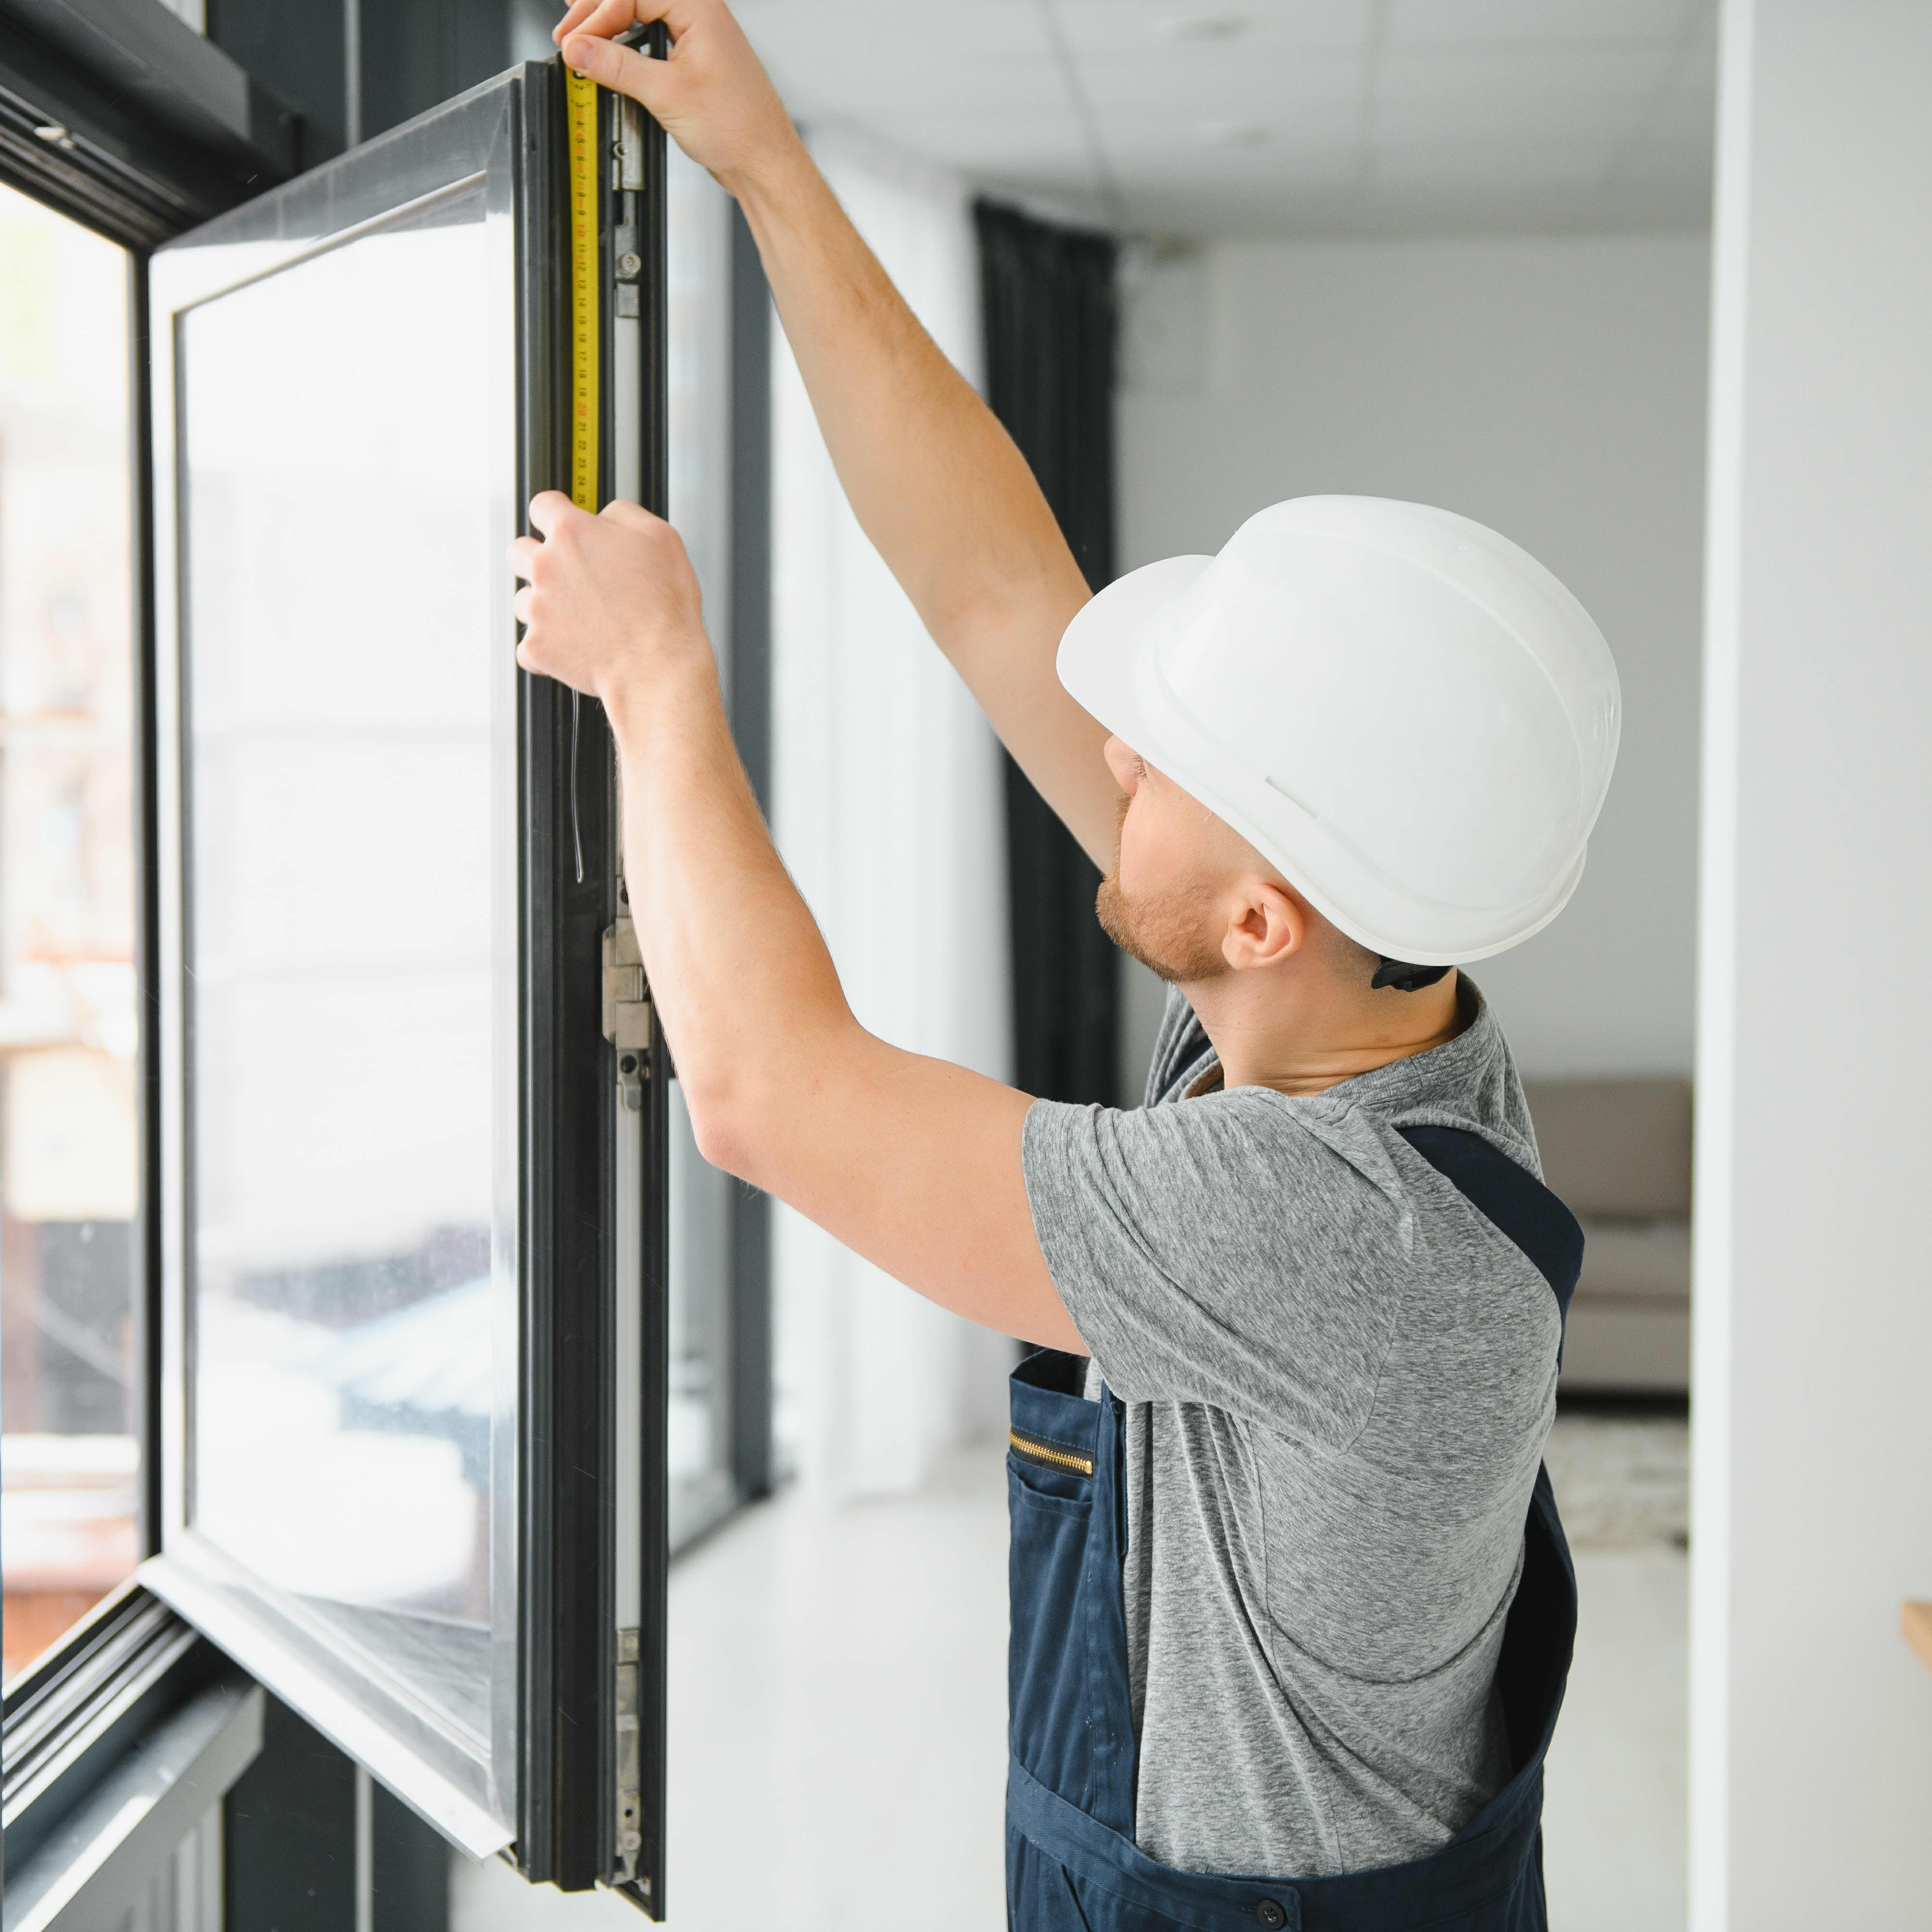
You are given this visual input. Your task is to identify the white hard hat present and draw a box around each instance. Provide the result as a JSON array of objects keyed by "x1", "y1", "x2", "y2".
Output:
[{"x1": 1058, "y1": 496, "x2": 1620, "y2": 966}]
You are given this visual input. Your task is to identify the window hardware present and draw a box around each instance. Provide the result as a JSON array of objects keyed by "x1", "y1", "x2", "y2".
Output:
[
  {"x1": 604, "y1": 918, "x2": 652, "y2": 1109},
  {"x1": 614, "y1": 1625, "x2": 643, "y2": 1875},
  {"x1": 613, "y1": 97, "x2": 647, "y2": 193}
]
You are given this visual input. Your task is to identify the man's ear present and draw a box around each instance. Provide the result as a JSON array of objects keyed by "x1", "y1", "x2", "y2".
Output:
[{"x1": 1223, "y1": 879, "x2": 1308, "y2": 971}]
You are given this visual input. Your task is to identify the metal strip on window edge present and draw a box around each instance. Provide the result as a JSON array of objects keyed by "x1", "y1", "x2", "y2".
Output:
[{"x1": 1, "y1": 1581, "x2": 245, "y2": 1877}]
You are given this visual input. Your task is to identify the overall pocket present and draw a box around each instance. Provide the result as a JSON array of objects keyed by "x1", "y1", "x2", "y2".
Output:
[{"x1": 1008, "y1": 1437, "x2": 1099, "y2": 1805}]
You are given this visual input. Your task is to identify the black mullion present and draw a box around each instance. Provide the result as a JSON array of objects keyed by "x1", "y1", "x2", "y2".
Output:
[
  {"x1": 591, "y1": 68, "x2": 617, "y2": 1902},
  {"x1": 518, "y1": 55, "x2": 619, "y2": 1891},
  {"x1": 513, "y1": 57, "x2": 566, "y2": 1881},
  {"x1": 636, "y1": 38, "x2": 669, "y2": 1914},
  {"x1": 128, "y1": 247, "x2": 165, "y2": 1558}
]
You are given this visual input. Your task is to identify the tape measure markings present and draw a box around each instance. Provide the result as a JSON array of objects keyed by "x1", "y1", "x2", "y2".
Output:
[{"x1": 566, "y1": 64, "x2": 600, "y2": 515}]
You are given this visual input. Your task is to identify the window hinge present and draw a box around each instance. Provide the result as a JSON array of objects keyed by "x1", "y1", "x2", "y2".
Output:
[
  {"x1": 614, "y1": 1626, "x2": 642, "y2": 1879},
  {"x1": 602, "y1": 918, "x2": 652, "y2": 1110}
]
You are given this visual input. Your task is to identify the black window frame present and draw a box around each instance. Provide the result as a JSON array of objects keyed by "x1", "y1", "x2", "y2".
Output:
[
  {"x1": 0, "y1": 7, "x2": 784, "y2": 1921},
  {"x1": 0, "y1": 11, "x2": 774, "y2": 1914}
]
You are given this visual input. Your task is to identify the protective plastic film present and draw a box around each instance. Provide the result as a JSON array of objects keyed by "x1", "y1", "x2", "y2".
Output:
[{"x1": 174, "y1": 181, "x2": 518, "y2": 1783}]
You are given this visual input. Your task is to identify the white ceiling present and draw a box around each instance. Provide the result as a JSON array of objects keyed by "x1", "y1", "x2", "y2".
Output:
[{"x1": 732, "y1": 0, "x2": 1719, "y2": 238}]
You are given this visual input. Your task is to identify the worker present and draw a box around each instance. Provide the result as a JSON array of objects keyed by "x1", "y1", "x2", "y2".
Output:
[{"x1": 514, "y1": 2, "x2": 1619, "y2": 1925}]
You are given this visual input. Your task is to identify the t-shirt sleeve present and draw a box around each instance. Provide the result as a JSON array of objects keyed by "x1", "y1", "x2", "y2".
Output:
[{"x1": 1021, "y1": 1093, "x2": 1409, "y2": 1446}]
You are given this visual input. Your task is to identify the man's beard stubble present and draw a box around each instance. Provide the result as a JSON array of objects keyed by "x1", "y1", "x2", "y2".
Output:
[{"x1": 1095, "y1": 869, "x2": 1230, "y2": 987}]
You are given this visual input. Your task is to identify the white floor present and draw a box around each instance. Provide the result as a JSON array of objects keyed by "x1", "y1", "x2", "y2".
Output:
[
  {"x1": 1545, "y1": 1546, "x2": 1689, "y2": 1931},
  {"x1": 1542, "y1": 1410, "x2": 1690, "y2": 1931},
  {"x1": 456, "y1": 1417, "x2": 1688, "y2": 1931}
]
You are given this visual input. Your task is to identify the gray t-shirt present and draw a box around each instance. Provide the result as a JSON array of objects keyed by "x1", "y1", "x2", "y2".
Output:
[{"x1": 1020, "y1": 979, "x2": 1557, "y2": 1880}]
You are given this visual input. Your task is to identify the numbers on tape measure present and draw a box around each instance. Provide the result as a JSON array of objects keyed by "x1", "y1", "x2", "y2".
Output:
[{"x1": 566, "y1": 65, "x2": 599, "y2": 515}]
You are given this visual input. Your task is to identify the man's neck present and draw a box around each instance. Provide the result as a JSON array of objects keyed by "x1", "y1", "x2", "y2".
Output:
[{"x1": 1182, "y1": 968, "x2": 1466, "y2": 1098}]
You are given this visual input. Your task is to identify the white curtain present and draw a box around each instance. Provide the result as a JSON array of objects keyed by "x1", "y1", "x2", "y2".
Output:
[{"x1": 769, "y1": 131, "x2": 1014, "y2": 1503}]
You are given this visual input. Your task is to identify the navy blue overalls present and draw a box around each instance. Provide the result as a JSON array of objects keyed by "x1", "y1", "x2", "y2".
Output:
[{"x1": 1006, "y1": 1126, "x2": 1584, "y2": 1932}]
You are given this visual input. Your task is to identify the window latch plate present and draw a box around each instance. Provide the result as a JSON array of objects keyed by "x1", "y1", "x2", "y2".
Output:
[{"x1": 602, "y1": 917, "x2": 653, "y2": 1063}]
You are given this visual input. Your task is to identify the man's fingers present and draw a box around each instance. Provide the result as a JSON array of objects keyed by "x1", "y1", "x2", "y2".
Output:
[
  {"x1": 513, "y1": 585, "x2": 535, "y2": 628},
  {"x1": 599, "y1": 497, "x2": 663, "y2": 531},
  {"x1": 507, "y1": 534, "x2": 542, "y2": 582},
  {"x1": 555, "y1": 0, "x2": 700, "y2": 47},
  {"x1": 552, "y1": 0, "x2": 619, "y2": 44},
  {"x1": 527, "y1": 490, "x2": 578, "y2": 538},
  {"x1": 562, "y1": 31, "x2": 673, "y2": 110},
  {"x1": 553, "y1": 0, "x2": 657, "y2": 46}
]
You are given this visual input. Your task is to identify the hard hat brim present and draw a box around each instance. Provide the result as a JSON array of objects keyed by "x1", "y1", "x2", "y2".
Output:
[{"x1": 1056, "y1": 555, "x2": 1589, "y2": 967}]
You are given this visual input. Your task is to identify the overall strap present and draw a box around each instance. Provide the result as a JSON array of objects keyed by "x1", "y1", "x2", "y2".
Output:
[
  {"x1": 1399, "y1": 1123, "x2": 1583, "y2": 1793},
  {"x1": 1396, "y1": 1126, "x2": 1584, "y2": 1325}
]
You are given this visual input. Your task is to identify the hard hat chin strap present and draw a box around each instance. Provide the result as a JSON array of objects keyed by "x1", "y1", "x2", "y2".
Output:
[{"x1": 1373, "y1": 959, "x2": 1453, "y2": 993}]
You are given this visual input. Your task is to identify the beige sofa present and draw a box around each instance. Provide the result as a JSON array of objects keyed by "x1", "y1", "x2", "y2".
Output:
[{"x1": 1520, "y1": 1077, "x2": 1691, "y2": 1395}]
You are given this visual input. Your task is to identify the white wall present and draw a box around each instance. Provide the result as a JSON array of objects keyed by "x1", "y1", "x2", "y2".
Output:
[
  {"x1": 1691, "y1": 2, "x2": 1932, "y2": 1925},
  {"x1": 1116, "y1": 232, "x2": 1710, "y2": 1084},
  {"x1": 770, "y1": 133, "x2": 1014, "y2": 1504}
]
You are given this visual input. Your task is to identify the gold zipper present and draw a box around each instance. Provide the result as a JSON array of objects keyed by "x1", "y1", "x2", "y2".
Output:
[{"x1": 1009, "y1": 1428, "x2": 1094, "y2": 1477}]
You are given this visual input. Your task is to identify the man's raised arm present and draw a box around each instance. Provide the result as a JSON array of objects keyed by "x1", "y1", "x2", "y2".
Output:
[{"x1": 553, "y1": 0, "x2": 1120, "y2": 867}]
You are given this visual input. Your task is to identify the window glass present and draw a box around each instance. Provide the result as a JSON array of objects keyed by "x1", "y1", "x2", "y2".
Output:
[
  {"x1": 176, "y1": 183, "x2": 516, "y2": 1753},
  {"x1": 665, "y1": 147, "x2": 738, "y2": 1550},
  {"x1": 0, "y1": 182, "x2": 140, "y2": 1687}
]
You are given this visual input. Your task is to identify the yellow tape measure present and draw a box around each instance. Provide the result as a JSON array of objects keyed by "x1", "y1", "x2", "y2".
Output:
[{"x1": 566, "y1": 64, "x2": 600, "y2": 513}]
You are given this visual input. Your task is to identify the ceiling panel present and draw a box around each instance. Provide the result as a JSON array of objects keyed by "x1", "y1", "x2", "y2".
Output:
[
  {"x1": 1052, "y1": 0, "x2": 1377, "y2": 57},
  {"x1": 1384, "y1": 0, "x2": 1698, "y2": 46},
  {"x1": 1105, "y1": 129, "x2": 1364, "y2": 188},
  {"x1": 732, "y1": 0, "x2": 1719, "y2": 238},
  {"x1": 1372, "y1": 137, "x2": 1622, "y2": 188},
  {"x1": 735, "y1": 0, "x2": 1061, "y2": 114},
  {"x1": 1373, "y1": 46, "x2": 1678, "y2": 145},
  {"x1": 863, "y1": 110, "x2": 1097, "y2": 178},
  {"x1": 1081, "y1": 47, "x2": 1368, "y2": 116}
]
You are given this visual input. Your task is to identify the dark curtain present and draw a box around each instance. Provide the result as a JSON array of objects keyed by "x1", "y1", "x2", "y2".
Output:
[{"x1": 976, "y1": 199, "x2": 1122, "y2": 1106}]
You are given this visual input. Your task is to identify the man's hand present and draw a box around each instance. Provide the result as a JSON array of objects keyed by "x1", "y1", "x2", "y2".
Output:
[
  {"x1": 507, "y1": 507, "x2": 1085, "y2": 1358},
  {"x1": 553, "y1": 0, "x2": 1113, "y2": 871},
  {"x1": 509, "y1": 492, "x2": 713, "y2": 713},
  {"x1": 552, "y1": 0, "x2": 799, "y2": 196}
]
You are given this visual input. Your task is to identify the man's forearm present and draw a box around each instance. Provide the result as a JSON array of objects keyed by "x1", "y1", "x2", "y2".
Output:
[
  {"x1": 604, "y1": 655, "x2": 849, "y2": 1164},
  {"x1": 555, "y1": 3, "x2": 1122, "y2": 865},
  {"x1": 510, "y1": 491, "x2": 1081, "y2": 1351},
  {"x1": 604, "y1": 657, "x2": 1078, "y2": 1352},
  {"x1": 732, "y1": 141, "x2": 1078, "y2": 652},
  {"x1": 727, "y1": 142, "x2": 1119, "y2": 866}
]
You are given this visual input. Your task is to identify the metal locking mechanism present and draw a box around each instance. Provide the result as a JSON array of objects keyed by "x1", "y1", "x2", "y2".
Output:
[
  {"x1": 612, "y1": 96, "x2": 645, "y2": 319},
  {"x1": 602, "y1": 916, "x2": 652, "y2": 1109},
  {"x1": 614, "y1": 1625, "x2": 643, "y2": 1877}
]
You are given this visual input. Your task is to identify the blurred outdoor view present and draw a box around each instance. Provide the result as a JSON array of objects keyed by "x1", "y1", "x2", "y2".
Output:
[
  {"x1": 176, "y1": 193, "x2": 507, "y2": 1740},
  {"x1": 0, "y1": 180, "x2": 140, "y2": 1685}
]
